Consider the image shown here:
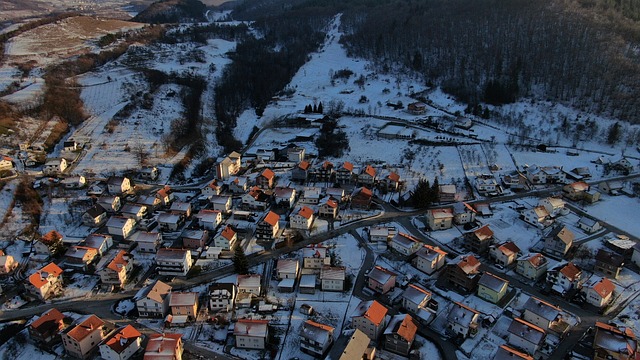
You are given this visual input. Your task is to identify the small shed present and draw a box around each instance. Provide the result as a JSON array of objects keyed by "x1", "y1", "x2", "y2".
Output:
[{"x1": 299, "y1": 274, "x2": 316, "y2": 294}]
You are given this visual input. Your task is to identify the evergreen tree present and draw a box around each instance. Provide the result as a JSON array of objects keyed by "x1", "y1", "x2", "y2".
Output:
[
  {"x1": 607, "y1": 122, "x2": 621, "y2": 145},
  {"x1": 313, "y1": 103, "x2": 318, "y2": 113},
  {"x1": 317, "y1": 102, "x2": 323, "y2": 114},
  {"x1": 411, "y1": 178, "x2": 431, "y2": 208},
  {"x1": 430, "y1": 177, "x2": 440, "y2": 203},
  {"x1": 233, "y1": 246, "x2": 249, "y2": 275}
]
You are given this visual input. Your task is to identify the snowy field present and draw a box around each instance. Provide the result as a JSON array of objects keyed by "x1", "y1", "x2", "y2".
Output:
[{"x1": 586, "y1": 194, "x2": 640, "y2": 236}]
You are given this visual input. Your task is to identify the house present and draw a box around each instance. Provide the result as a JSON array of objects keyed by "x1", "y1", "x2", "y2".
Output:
[
  {"x1": 336, "y1": 162, "x2": 355, "y2": 184},
  {"x1": 169, "y1": 292, "x2": 199, "y2": 322},
  {"x1": 35, "y1": 230, "x2": 64, "y2": 257},
  {"x1": 287, "y1": 147, "x2": 305, "y2": 162},
  {"x1": 242, "y1": 186, "x2": 270, "y2": 210},
  {"x1": 439, "y1": 184, "x2": 457, "y2": 203},
  {"x1": 99, "y1": 325, "x2": 142, "y2": 360},
  {"x1": 209, "y1": 195, "x2": 232, "y2": 212},
  {"x1": 408, "y1": 101, "x2": 427, "y2": 114},
  {"x1": 169, "y1": 201, "x2": 192, "y2": 218},
  {"x1": 229, "y1": 176, "x2": 249, "y2": 194},
  {"x1": 547, "y1": 262, "x2": 582, "y2": 295},
  {"x1": 351, "y1": 300, "x2": 389, "y2": 341},
  {"x1": 81, "y1": 234, "x2": 113, "y2": 256},
  {"x1": 413, "y1": 244, "x2": 447, "y2": 275},
  {"x1": 543, "y1": 226, "x2": 574, "y2": 258},
  {"x1": 453, "y1": 202, "x2": 476, "y2": 225},
  {"x1": 0, "y1": 254, "x2": 18, "y2": 274},
  {"x1": 507, "y1": 318, "x2": 546, "y2": 355},
  {"x1": 401, "y1": 284, "x2": 432, "y2": 316},
  {"x1": 318, "y1": 199, "x2": 339, "y2": 219},
  {"x1": 292, "y1": 160, "x2": 311, "y2": 182},
  {"x1": 43, "y1": 157, "x2": 67, "y2": 176},
  {"x1": 208, "y1": 283, "x2": 236, "y2": 312},
  {"x1": 181, "y1": 229, "x2": 209, "y2": 250},
  {"x1": 389, "y1": 232, "x2": 422, "y2": 256},
  {"x1": 134, "y1": 232, "x2": 161, "y2": 253},
  {"x1": 61, "y1": 175, "x2": 86, "y2": 189},
  {"x1": 594, "y1": 249, "x2": 624, "y2": 278},
  {"x1": 201, "y1": 180, "x2": 223, "y2": 197},
  {"x1": 274, "y1": 187, "x2": 296, "y2": 208},
  {"x1": 29, "y1": 308, "x2": 70, "y2": 349},
  {"x1": 502, "y1": 172, "x2": 529, "y2": 190},
  {"x1": 98, "y1": 195, "x2": 122, "y2": 213},
  {"x1": 121, "y1": 204, "x2": 147, "y2": 222},
  {"x1": 63, "y1": 140, "x2": 79, "y2": 151},
  {"x1": 139, "y1": 166, "x2": 159, "y2": 181},
  {"x1": 300, "y1": 186, "x2": 322, "y2": 205},
  {"x1": 464, "y1": 224, "x2": 494, "y2": 254},
  {"x1": 134, "y1": 280, "x2": 172, "y2": 318},
  {"x1": 368, "y1": 226, "x2": 396, "y2": 250},
  {"x1": 63, "y1": 246, "x2": 98, "y2": 272},
  {"x1": 367, "y1": 266, "x2": 397, "y2": 294},
  {"x1": 384, "y1": 314, "x2": 417, "y2": 356},
  {"x1": 155, "y1": 249, "x2": 192, "y2": 277},
  {"x1": 256, "y1": 168, "x2": 276, "y2": 189},
  {"x1": 521, "y1": 206, "x2": 552, "y2": 228},
  {"x1": 578, "y1": 216, "x2": 602, "y2": 234},
  {"x1": 474, "y1": 202, "x2": 494, "y2": 217},
  {"x1": 475, "y1": 174, "x2": 501, "y2": 196},
  {"x1": 446, "y1": 302, "x2": 480, "y2": 339},
  {"x1": 516, "y1": 253, "x2": 548, "y2": 280},
  {"x1": 28, "y1": 262, "x2": 64, "y2": 300},
  {"x1": 195, "y1": 210, "x2": 222, "y2": 231},
  {"x1": 237, "y1": 274, "x2": 262, "y2": 294},
  {"x1": 338, "y1": 329, "x2": 375, "y2": 360},
  {"x1": 98, "y1": 250, "x2": 133, "y2": 289},
  {"x1": 107, "y1": 176, "x2": 132, "y2": 195},
  {"x1": 290, "y1": 206, "x2": 315, "y2": 230},
  {"x1": 425, "y1": 208, "x2": 454, "y2": 230},
  {"x1": 320, "y1": 265, "x2": 346, "y2": 291},
  {"x1": 299, "y1": 274, "x2": 316, "y2": 294},
  {"x1": 303, "y1": 246, "x2": 331, "y2": 270},
  {"x1": 525, "y1": 165, "x2": 565, "y2": 184},
  {"x1": 583, "y1": 276, "x2": 615, "y2": 308},
  {"x1": 489, "y1": 241, "x2": 521, "y2": 267},
  {"x1": 310, "y1": 161, "x2": 334, "y2": 183},
  {"x1": 381, "y1": 172, "x2": 401, "y2": 191},
  {"x1": 82, "y1": 205, "x2": 107, "y2": 227},
  {"x1": 326, "y1": 187, "x2": 347, "y2": 203},
  {"x1": 0, "y1": 155, "x2": 13, "y2": 171},
  {"x1": 137, "y1": 195, "x2": 162, "y2": 212},
  {"x1": 214, "y1": 152, "x2": 242, "y2": 180},
  {"x1": 522, "y1": 297, "x2": 564, "y2": 332},
  {"x1": 144, "y1": 333, "x2": 183, "y2": 360},
  {"x1": 155, "y1": 186, "x2": 173, "y2": 207},
  {"x1": 106, "y1": 216, "x2": 136, "y2": 239},
  {"x1": 256, "y1": 211, "x2": 279, "y2": 243},
  {"x1": 592, "y1": 322, "x2": 639, "y2": 360},
  {"x1": 300, "y1": 320, "x2": 335, "y2": 357},
  {"x1": 61, "y1": 315, "x2": 110, "y2": 359},
  {"x1": 494, "y1": 345, "x2": 534, "y2": 360},
  {"x1": 157, "y1": 212, "x2": 185, "y2": 232},
  {"x1": 277, "y1": 259, "x2": 299, "y2": 280},
  {"x1": 445, "y1": 255, "x2": 481, "y2": 293},
  {"x1": 234, "y1": 319, "x2": 269, "y2": 350},
  {"x1": 214, "y1": 225, "x2": 237, "y2": 251},
  {"x1": 539, "y1": 197, "x2": 567, "y2": 218},
  {"x1": 599, "y1": 180, "x2": 624, "y2": 195},
  {"x1": 477, "y1": 272, "x2": 509, "y2": 304},
  {"x1": 563, "y1": 181, "x2": 592, "y2": 201},
  {"x1": 358, "y1": 165, "x2": 377, "y2": 186},
  {"x1": 351, "y1": 187, "x2": 373, "y2": 209}
]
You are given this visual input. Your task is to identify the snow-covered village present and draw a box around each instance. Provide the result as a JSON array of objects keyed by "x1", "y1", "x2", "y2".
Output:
[{"x1": 0, "y1": 1, "x2": 640, "y2": 360}]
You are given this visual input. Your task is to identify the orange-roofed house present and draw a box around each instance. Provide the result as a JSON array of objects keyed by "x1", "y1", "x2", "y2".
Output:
[
  {"x1": 351, "y1": 300, "x2": 389, "y2": 340},
  {"x1": 384, "y1": 314, "x2": 417, "y2": 356},
  {"x1": 445, "y1": 255, "x2": 481, "y2": 293},
  {"x1": 547, "y1": 262, "x2": 582, "y2": 296},
  {"x1": 28, "y1": 262, "x2": 64, "y2": 300},
  {"x1": 358, "y1": 165, "x2": 377, "y2": 186},
  {"x1": 29, "y1": 308, "x2": 70, "y2": 349},
  {"x1": 234, "y1": 319, "x2": 269, "y2": 350},
  {"x1": 0, "y1": 155, "x2": 13, "y2": 171},
  {"x1": 426, "y1": 208, "x2": 454, "y2": 230},
  {"x1": 36, "y1": 230, "x2": 64, "y2": 257},
  {"x1": 134, "y1": 280, "x2": 172, "y2": 318},
  {"x1": 584, "y1": 277, "x2": 615, "y2": 308},
  {"x1": 318, "y1": 198, "x2": 339, "y2": 219},
  {"x1": 351, "y1": 187, "x2": 373, "y2": 210},
  {"x1": 300, "y1": 320, "x2": 335, "y2": 357},
  {"x1": 592, "y1": 322, "x2": 639, "y2": 360},
  {"x1": 381, "y1": 172, "x2": 401, "y2": 192},
  {"x1": 563, "y1": 181, "x2": 591, "y2": 201},
  {"x1": 292, "y1": 160, "x2": 311, "y2": 183},
  {"x1": 242, "y1": 186, "x2": 271, "y2": 210},
  {"x1": 256, "y1": 168, "x2": 276, "y2": 189},
  {"x1": 464, "y1": 224, "x2": 494, "y2": 254},
  {"x1": 61, "y1": 315, "x2": 110, "y2": 359},
  {"x1": 336, "y1": 161, "x2": 355, "y2": 184},
  {"x1": 290, "y1": 206, "x2": 315, "y2": 230},
  {"x1": 214, "y1": 225, "x2": 238, "y2": 251},
  {"x1": 256, "y1": 211, "x2": 280, "y2": 243},
  {"x1": 98, "y1": 250, "x2": 133, "y2": 289},
  {"x1": 489, "y1": 241, "x2": 521, "y2": 267},
  {"x1": 144, "y1": 333, "x2": 183, "y2": 360},
  {"x1": 99, "y1": 325, "x2": 142, "y2": 360},
  {"x1": 201, "y1": 180, "x2": 223, "y2": 197}
]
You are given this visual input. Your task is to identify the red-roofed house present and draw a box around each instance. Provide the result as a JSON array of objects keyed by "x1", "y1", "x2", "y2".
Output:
[
  {"x1": 352, "y1": 300, "x2": 389, "y2": 340},
  {"x1": 214, "y1": 225, "x2": 238, "y2": 251},
  {"x1": 584, "y1": 277, "x2": 615, "y2": 308},
  {"x1": 28, "y1": 262, "x2": 64, "y2": 300},
  {"x1": 516, "y1": 253, "x2": 548, "y2": 280},
  {"x1": 36, "y1": 230, "x2": 64, "y2": 257},
  {"x1": 29, "y1": 308, "x2": 70, "y2": 349},
  {"x1": 61, "y1": 315, "x2": 109, "y2": 359},
  {"x1": 445, "y1": 255, "x2": 481, "y2": 293},
  {"x1": 547, "y1": 262, "x2": 582, "y2": 295},
  {"x1": 256, "y1": 168, "x2": 275, "y2": 189},
  {"x1": 381, "y1": 172, "x2": 401, "y2": 191},
  {"x1": 256, "y1": 211, "x2": 280, "y2": 242},
  {"x1": 489, "y1": 241, "x2": 521, "y2": 267},
  {"x1": 351, "y1": 187, "x2": 373, "y2": 210},
  {"x1": 292, "y1": 160, "x2": 311, "y2": 182},
  {"x1": 336, "y1": 162, "x2": 354, "y2": 184},
  {"x1": 234, "y1": 319, "x2": 269, "y2": 350},
  {"x1": 464, "y1": 224, "x2": 494, "y2": 254},
  {"x1": 358, "y1": 165, "x2": 377, "y2": 186},
  {"x1": 98, "y1": 250, "x2": 133, "y2": 289},
  {"x1": 291, "y1": 206, "x2": 315, "y2": 230},
  {"x1": 318, "y1": 199, "x2": 339, "y2": 219},
  {"x1": 495, "y1": 345, "x2": 534, "y2": 360},
  {"x1": 144, "y1": 333, "x2": 183, "y2": 360},
  {"x1": 99, "y1": 325, "x2": 142, "y2": 360},
  {"x1": 592, "y1": 322, "x2": 638, "y2": 360},
  {"x1": 201, "y1": 180, "x2": 222, "y2": 197},
  {"x1": 384, "y1": 314, "x2": 417, "y2": 356}
]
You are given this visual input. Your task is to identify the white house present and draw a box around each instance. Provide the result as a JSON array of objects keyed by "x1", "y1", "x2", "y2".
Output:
[
  {"x1": 389, "y1": 232, "x2": 422, "y2": 256},
  {"x1": 83, "y1": 205, "x2": 107, "y2": 227},
  {"x1": 98, "y1": 325, "x2": 142, "y2": 360},
  {"x1": 303, "y1": 246, "x2": 331, "y2": 271},
  {"x1": 577, "y1": 217, "x2": 602, "y2": 234},
  {"x1": 274, "y1": 187, "x2": 296, "y2": 208},
  {"x1": 133, "y1": 232, "x2": 161, "y2": 253},
  {"x1": 300, "y1": 320, "x2": 334, "y2": 357},
  {"x1": 583, "y1": 276, "x2": 615, "y2": 308},
  {"x1": 290, "y1": 206, "x2": 315, "y2": 230},
  {"x1": 201, "y1": 180, "x2": 223, "y2": 197},
  {"x1": 214, "y1": 225, "x2": 237, "y2": 251},
  {"x1": 237, "y1": 274, "x2": 262, "y2": 295},
  {"x1": 234, "y1": 319, "x2": 268, "y2": 350},
  {"x1": 43, "y1": 158, "x2": 67, "y2": 176},
  {"x1": 195, "y1": 209, "x2": 222, "y2": 230},
  {"x1": 155, "y1": 249, "x2": 192, "y2": 277},
  {"x1": 208, "y1": 283, "x2": 236, "y2": 312},
  {"x1": 446, "y1": 302, "x2": 479, "y2": 339},
  {"x1": 210, "y1": 195, "x2": 232, "y2": 212},
  {"x1": 412, "y1": 245, "x2": 447, "y2": 275},
  {"x1": 351, "y1": 300, "x2": 388, "y2": 341},
  {"x1": 107, "y1": 176, "x2": 132, "y2": 195},
  {"x1": 134, "y1": 280, "x2": 172, "y2": 318},
  {"x1": 106, "y1": 216, "x2": 136, "y2": 239},
  {"x1": 276, "y1": 259, "x2": 299, "y2": 280},
  {"x1": 489, "y1": 241, "x2": 521, "y2": 267},
  {"x1": 539, "y1": 197, "x2": 567, "y2": 218},
  {"x1": 507, "y1": 318, "x2": 546, "y2": 355},
  {"x1": 120, "y1": 204, "x2": 147, "y2": 222},
  {"x1": 320, "y1": 266, "x2": 346, "y2": 291}
]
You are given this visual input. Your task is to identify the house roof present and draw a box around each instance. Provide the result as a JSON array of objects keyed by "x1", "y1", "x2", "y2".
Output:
[
  {"x1": 523, "y1": 297, "x2": 561, "y2": 321},
  {"x1": 157, "y1": 212, "x2": 182, "y2": 224},
  {"x1": 547, "y1": 226, "x2": 574, "y2": 244},
  {"x1": 324, "y1": 199, "x2": 338, "y2": 208},
  {"x1": 30, "y1": 308, "x2": 65, "y2": 335},
  {"x1": 210, "y1": 195, "x2": 231, "y2": 205},
  {"x1": 104, "y1": 325, "x2": 142, "y2": 354},
  {"x1": 107, "y1": 250, "x2": 130, "y2": 273},
  {"x1": 41, "y1": 230, "x2": 63, "y2": 245},
  {"x1": 339, "y1": 329, "x2": 370, "y2": 360},
  {"x1": 134, "y1": 280, "x2": 172, "y2": 303},
  {"x1": 530, "y1": 206, "x2": 549, "y2": 219},
  {"x1": 237, "y1": 274, "x2": 261, "y2": 288},
  {"x1": 106, "y1": 216, "x2": 133, "y2": 228},
  {"x1": 416, "y1": 244, "x2": 447, "y2": 260},
  {"x1": 478, "y1": 272, "x2": 509, "y2": 293},
  {"x1": 497, "y1": 241, "x2": 521, "y2": 257},
  {"x1": 300, "y1": 274, "x2": 316, "y2": 288},
  {"x1": 206, "y1": 180, "x2": 221, "y2": 190},
  {"x1": 145, "y1": 333, "x2": 182, "y2": 359},
  {"x1": 578, "y1": 216, "x2": 599, "y2": 228},
  {"x1": 66, "y1": 315, "x2": 104, "y2": 342},
  {"x1": 357, "y1": 187, "x2": 372, "y2": 198},
  {"x1": 439, "y1": 184, "x2": 456, "y2": 194},
  {"x1": 494, "y1": 345, "x2": 534, "y2": 360},
  {"x1": 219, "y1": 225, "x2": 236, "y2": 241},
  {"x1": 170, "y1": 201, "x2": 191, "y2": 212},
  {"x1": 592, "y1": 277, "x2": 615, "y2": 299},
  {"x1": 352, "y1": 300, "x2": 388, "y2": 326},
  {"x1": 391, "y1": 232, "x2": 420, "y2": 249},
  {"x1": 208, "y1": 282, "x2": 236, "y2": 296},
  {"x1": 107, "y1": 176, "x2": 127, "y2": 186},
  {"x1": 277, "y1": 259, "x2": 299, "y2": 274},
  {"x1": 297, "y1": 206, "x2": 314, "y2": 219},
  {"x1": 447, "y1": 302, "x2": 479, "y2": 327},
  {"x1": 569, "y1": 181, "x2": 590, "y2": 192},
  {"x1": 262, "y1": 211, "x2": 280, "y2": 226},
  {"x1": 196, "y1": 209, "x2": 221, "y2": 223},
  {"x1": 385, "y1": 314, "x2": 417, "y2": 343},
  {"x1": 234, "y1": 319, "x2": 268, "y2": 337},
  {"x1": 83, "y1": 234, "x2": 111, "y2": 249},
  {"x1": 368, "y1": 266, "x2": 397, "y2": 285},
  {"x1": 542, "y1": 197, "x2": 565, "y2": 208},
  {"x1": 121, "y1": 204, "x2": 145, "y2": 215},
  {"x1": 341, "y1": 161, "x2": 354, "y2": 171},
  {"x1": 156, "y1": 248, "x2": 189, "y2": 262},
  {"x1": 29, "y1": 262, "x2": 63, "y2": 289},
  {"x1": 453, "y1": 202, "x2": 476, "y2": 214},
  {"x1": 321, "y1": 265, "x2": 346, "y2": 280},
  {"x1": 593, "y1": 322, "x2": 638, "y2": 357},
  {"x1": 169, "y1": 292, "x2": 198, "y2": 307},
  {"x1": 136, "y1": 232, "x2": 161, "y2": 243},
  {"x1": 402, "y1": 284, "x2": 431, "y2": 305},
  {"x1": 303, "y1": 245, "x2": 328, "y2": 258},
  {"x1": 274, "y1": 187, "x2": 295, "y2": 199},
  {"x1": 260, "y1": 168, "x2": 275, "y2": 180},
  {"x1": 595, "y1": 249, "x2": 624, "y2": 267},
  {"x1": 85, "y1": 205, "x2": 106, "y2": 218},
  {"x1": 507, "y1": 318, "x2": 546, "y2": 345},
  {"x1": 362, "y1": 165, "x2": 376, "y2": 177},
  {"x1": 181, "y1": 229, "x2": 207, "y2": 240},
  {"x1": 65, "y1": 246, "x2": 98, "y2": 261},
  {"x1": 301, "y1": 320, "x2": 334, "y2": 344},
  {"x1": 429, "y1": 208, "x2": 453, "y2": 219},
  {"x1": 518, "y1": 253, "x2": 547, "y2": 268},
  {"x1": 560, "y1": 262, "x2": 581, "y2": 281},
  {"x1": 454, "y1": 255, "x2": 481, "y2": 275},
  {"x1": 298, "y1": 161, "x2": 310, "y2": 170},
  {"x1": 471, "y1": 224, "x2": 493, "y2": 240}
]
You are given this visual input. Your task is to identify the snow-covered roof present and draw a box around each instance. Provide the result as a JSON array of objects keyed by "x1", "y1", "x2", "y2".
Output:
[
  {"x1": 234, "y1": 319, "x2": 268, "y2": 337},
  {"x1": 300, "y1": 274, "x2": 316, "y2": 288},
  {"x1": 507, "y1": 318, "x2": 545, "y2": 345},
  {"x1": 402, "y1": 284, "x2": 431, "y2": 305},
  {"x1": 277, "y1": 259, "x2": 299, "y2": 274},
  {"x1": 169, "y1": 292, "x2": 198, "y2": 307},
  {"x1": 593, "y1": 322, "x2": 638, "y2": 356},
  {"x1": 300, "y1": 320, "x2": 334, "y2": 345},
  {"x1": 447, "y1": 302, "x2": 479, "y2": 328},
  {"x1": 522, "y1": 297, "x2": 561, "y2": 321},
  {"x1": 237, "y1": 274, "x2": 261, "y2": 289},
  {"x1": 415, "y1": 244, "x2": 447, "y2": 260},
  {"x1": 478, "y1": 272, "x2": 509, "y2": 293},
  {"x1": 368, "y1": 266, "x2": 396, "y2": 285},
  {"x1": 321, "y1": 265, "x2": 345, "y2": 280},
  {"x1": 391, "y1": 232, "x2": 419, "y2": 249}
]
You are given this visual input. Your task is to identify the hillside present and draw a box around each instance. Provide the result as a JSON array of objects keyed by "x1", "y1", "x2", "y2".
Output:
[{"x1": 133, "y1": 0, "x2": 207, "y2": 23}]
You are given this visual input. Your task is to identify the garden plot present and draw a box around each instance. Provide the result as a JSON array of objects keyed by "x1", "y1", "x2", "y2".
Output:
[{"x1": 585, "y1": 194, "x2": 640, "y2": 237}]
